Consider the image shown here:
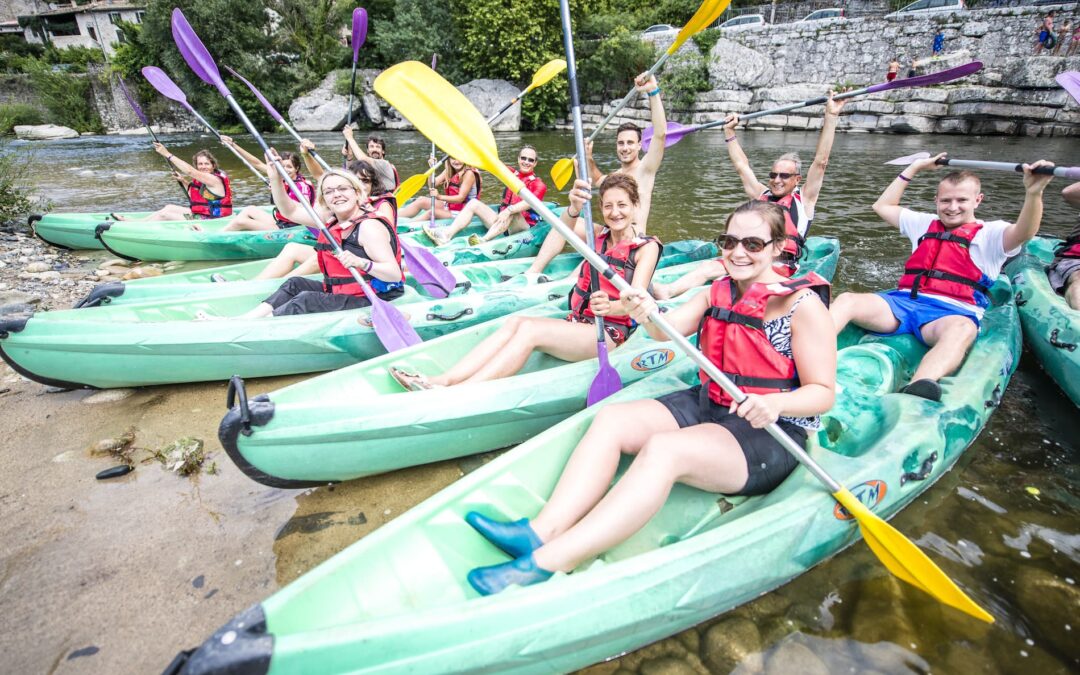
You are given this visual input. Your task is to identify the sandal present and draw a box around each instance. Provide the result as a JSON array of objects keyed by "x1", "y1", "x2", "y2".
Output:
[
  {"x1": 422, "y1": 224, "x2": 447, "y2": 247},
  {"x1": 388, "y1": 365, "x2": 435, "y2": 392}
]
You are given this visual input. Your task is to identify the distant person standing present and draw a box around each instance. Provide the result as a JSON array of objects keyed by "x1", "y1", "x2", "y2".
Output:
[
  {"x1": 932, "y1": 30, "x2": 945, "y2": 57},
  {"x1": 1035, "y1": 11, "x2": 1056, "y2": 55},
  {"x1": 887, "y1": 57, "x2": 901, "y2": 82},
  {"x1": 1053, "y1": 18, "x2": 1071, "y2": 55}
]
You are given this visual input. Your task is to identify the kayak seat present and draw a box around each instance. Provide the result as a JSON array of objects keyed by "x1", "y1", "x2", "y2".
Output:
[{"x1": 817, "y1": 342, "x2": 908, "y2": 458}]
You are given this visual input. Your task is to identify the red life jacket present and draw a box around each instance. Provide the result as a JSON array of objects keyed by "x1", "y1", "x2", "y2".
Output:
[
  {"x1": 1055, "y1": 233, "x2": 1080, "y2": 261},
  {"x1": 697, "y1": 273, "x2": 830, "y2": 406},
  {"x1": 445, "y1": 169, "x2": 482, "y2": 213},
  {"x1": 188, "y1": 170, "x2": 232, "y2": 218},
  {"x1": 314, "y1": 212, "x2": 404, "y2": 297},
  {"x1": 500, "y1": 168, "x2": 547, "y2": 226},
  {"x1": 897, "y1": 220, "x2": 990, "y2": 305},
  {"x1": 758, "y1": 188, "x2": 807, "y2": 265},
  {"x1": 272, "y1": 174, "x2": 316, "y2": 226},
  {"x1": 568, "y1": 231, "x2": 661, "y2": 328}
]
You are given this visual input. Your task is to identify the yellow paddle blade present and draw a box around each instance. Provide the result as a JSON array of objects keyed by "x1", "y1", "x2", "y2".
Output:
[
  {"x1": 527, "y1": 59, "x2": 567, "y2": 93},
  {"x1": 551, "y1": 157, "x2": 574, "y2": 190},
  {"x1": 394, "y1": 169, "x2": 432, "y2": 202},
  {"x1": 375, "y1": 62, "x2": 522, "y2": 192},
  {"x1": 832, "y1": 489, "x2": 995, "y2": 623},
  {"x1": 670, "y1": 0, "x2": 732, "y2": 54}
]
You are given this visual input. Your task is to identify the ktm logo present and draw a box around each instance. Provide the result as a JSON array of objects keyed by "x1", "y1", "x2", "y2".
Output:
[
  {"x1": 631, "y1": 349, "x2": 675, "y2": 372},
  {"x1": 833, "y1": 480, "x2": 888, "y2": 520}
]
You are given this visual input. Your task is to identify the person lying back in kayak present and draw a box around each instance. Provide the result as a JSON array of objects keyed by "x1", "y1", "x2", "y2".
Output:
[
  {"x1": 830, "y1": 153, "x2": 1055, "y2": 401},
  {"x1": 201, "y1": 168, "x2": 405, "y2": 319},
  {"x1": 462, "y1": 200, "x2": 836, "y2": 596},
  {"x1": 522, "y1": 72, "x2": 667, "y2": 277},
  {"x1": 651, "y1": 93, "x2": 847, "y2": 300},
  {"x1": 398, "y1": 157, "x2": 481, "y2": 222},
  {"x1": 113, "y1": 143, "x2": 232, "y2": 222},
  {"x1": 217, "y1": 138, "x2": 315, "y2": 232},
  {"x1": 388, "y1": 174, "x2": 659, "y2": 390},
  {"x1": 1048, "y1": 181, "x2": 1080, "y2": 310},
  {"x1": 424, "y1": 145, "x2": 547, "y2": 247}
]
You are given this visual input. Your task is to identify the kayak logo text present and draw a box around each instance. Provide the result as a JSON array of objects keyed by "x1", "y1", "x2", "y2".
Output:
[
  {"x1": 631, "y1": 349, "x2": 675, "y2": 372},
  {"x1": 833, "y1": 480, "x2": 888, "y2": 520}
]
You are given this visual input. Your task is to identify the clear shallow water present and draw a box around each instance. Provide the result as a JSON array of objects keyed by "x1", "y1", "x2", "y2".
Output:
[{"x1": 8, "y1": 129, "x2": 1080, "y2": 673}]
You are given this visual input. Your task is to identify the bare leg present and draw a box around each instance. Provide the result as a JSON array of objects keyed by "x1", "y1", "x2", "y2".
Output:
[
  {"x1": 223, "y1": 206, "x2": 276, "y2": 231},
  {"x1": 458, "y1": 318, "x2": 609, "y2": 384},
  {"x1": 133, "y1": 204, "x2": 192, "y2": 222},
  {"x1": 254, "y1": 242, "x2": 316, "y2": 280},
  {"x1": 441, "y1": 199, "x2": 497, "y2": 241},
  {"x1": 239, "y1": 302, "x2": 275, "y2": 319},
  {"x1": 1065, "y1": 270, "x2": 1080, "y2": 311},
  {"x1": 533, "y1": 422, "x2": 751, "y2": 573},
  {"x1": 526, "y1": 218, "x2": 589, "y2": 275},
  {"x1": 829, "y1": 292, "x2": 901, "y2": 334},
  {"x1": 399, "y1": 197, "x2": 433, "y2": 219},
  {"x1": 480, "y1": 213, "x2": 528, "y2": 241},
  {"x1": 913, "y1": 314, "x2": 979, "y2": 382}
]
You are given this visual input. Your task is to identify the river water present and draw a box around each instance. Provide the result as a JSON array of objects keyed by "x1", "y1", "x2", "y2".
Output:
[{"x1": 3, "y1": 129, "x2": 1079, "y2": 674}]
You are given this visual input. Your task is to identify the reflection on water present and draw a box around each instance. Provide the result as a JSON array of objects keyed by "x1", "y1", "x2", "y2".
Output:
[{"x1": 10, "y1": 130, "x2": 1080, "y2": 673}]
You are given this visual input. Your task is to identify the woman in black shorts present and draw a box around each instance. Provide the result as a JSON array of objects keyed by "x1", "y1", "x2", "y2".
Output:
[{"x1": 463, "y1": 200, "x2": 837, "y2": 595}]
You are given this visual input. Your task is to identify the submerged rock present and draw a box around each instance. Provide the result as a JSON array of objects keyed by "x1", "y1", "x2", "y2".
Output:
[
  {"x1": 701, "y1": 616, "x2": 762, "y2": 673},
  {"x1": 14, "y1": 124, "x2": 79, "y2": 140}
]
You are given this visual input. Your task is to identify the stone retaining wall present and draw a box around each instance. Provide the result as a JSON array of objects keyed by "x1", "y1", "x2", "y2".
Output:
[{"x1": 569, "y1": 5, "x2": 1080, "y2": 136}]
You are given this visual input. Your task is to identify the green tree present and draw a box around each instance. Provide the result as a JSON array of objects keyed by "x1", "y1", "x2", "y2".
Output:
[
  {"x1": 264, "y1": 0, "x2": 351, "y2": 76},
  {"x1": 373, "y1": 0, "x2": 462, "y2": 81}
]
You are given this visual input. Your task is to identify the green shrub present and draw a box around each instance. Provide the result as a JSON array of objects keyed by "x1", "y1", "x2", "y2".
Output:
[
  {"x1": 0, "y1": 142, "x2": 40, "y2": 226},
  {"x1": 0, "y1": 104, "x2": 45, "y2": 135},
  {"x1": 23, "y1": 59, "x2": 103, "y2": 134},
  {"x1": 577, "y1": 26, "x2": 657, "y2": 102}
]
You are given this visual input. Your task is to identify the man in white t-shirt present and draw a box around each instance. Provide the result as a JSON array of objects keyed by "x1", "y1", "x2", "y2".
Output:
[{"x1": 830, "y1": 152, "x2": 1055, "y2": 401}]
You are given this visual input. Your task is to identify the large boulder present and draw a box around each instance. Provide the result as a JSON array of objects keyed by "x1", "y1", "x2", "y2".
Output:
[
  {"x1": 457, "y1": 79, "x2": 522, "y2": 131},
  {"x1": 289, "y1": 71, "x2": 355, "y2": 132},
  {"x1": 709, "y1": 38, "x2": 775, "y2": 89},
  {"x1": 14, "y1": 124, "x2": 79, "y2": 140}
]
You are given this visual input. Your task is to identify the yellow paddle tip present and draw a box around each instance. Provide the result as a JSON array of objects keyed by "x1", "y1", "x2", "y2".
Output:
[{"x1": 551, "y1": 157, "x2": 574, "y2": 190}]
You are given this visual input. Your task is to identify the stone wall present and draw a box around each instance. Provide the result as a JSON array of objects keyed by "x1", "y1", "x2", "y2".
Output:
[{"x1": 571, "y1": 5, "x2": 1080, "y2": 137}]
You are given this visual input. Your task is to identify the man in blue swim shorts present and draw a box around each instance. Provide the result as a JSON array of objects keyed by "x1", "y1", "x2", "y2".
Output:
[{"x1": 829, "y1": 152, "x2": 1055, "y2": 401}]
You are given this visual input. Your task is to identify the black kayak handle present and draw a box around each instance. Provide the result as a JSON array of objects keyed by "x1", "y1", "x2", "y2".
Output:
[
  {"x1": 1013, "y1": 291, "x2": 1027, "y2": 308},
  {"x1": 225, "y1": 375, "x2": 254, "y2": 436},
  {"x1": 426, "y1": 308, "x2": 473, "y2": 322},
  {"x1": 1050, "y1": 329, "x2": 1077, "y2": 352},
  {"x1": 900, "y1": 451, "x2": 938, "y2": 486},
  {"x1": 491, "y1": 245, "x2": 512, "y2": 256}
]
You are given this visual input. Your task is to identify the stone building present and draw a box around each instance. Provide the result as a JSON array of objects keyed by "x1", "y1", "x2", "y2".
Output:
[{"x1": 17, "y1": 0, "x2": 145, "y2": 57}]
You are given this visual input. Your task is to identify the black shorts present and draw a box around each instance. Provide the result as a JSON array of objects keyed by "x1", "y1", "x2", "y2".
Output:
[
  {"x1": 656, "y1": 385, "x2": 807, "y2": 496},
  {"x1": 262, "y1": 277, "x2": 404, "y2": 316}
]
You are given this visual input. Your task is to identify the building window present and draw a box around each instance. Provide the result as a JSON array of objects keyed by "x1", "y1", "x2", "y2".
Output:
[
  {"x1": 44, "y1": 17, "x2": 80, "y2": 37},
  {"x1": 109, "y1": 12, "x2": 121, "y2": 25},
  {"x1": 87, "y1": 25, "x2": 97, "y2": 41},
  {"x1": 135, "y1": 12, "x2": 145, "y2": 23}
]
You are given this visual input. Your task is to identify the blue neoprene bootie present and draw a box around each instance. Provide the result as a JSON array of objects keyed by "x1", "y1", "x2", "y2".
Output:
[
  {"x1": 467, "y1": 554, "x2": 554, "y2": 596},
  {"x1": 465, "y1": 511, "x2": 543, "y2": 558}
]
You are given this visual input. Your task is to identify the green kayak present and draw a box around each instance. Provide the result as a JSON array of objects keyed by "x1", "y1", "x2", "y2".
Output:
[
  {"x1": 0, "y1": 239, "x2": 712, "y2": 389},
  {"x1": 173, "y1": 275, "x2": 1017, "y2": 675},
  {"x1": 219, "y1": 238, "x2": 841, "y2": 488},
  {"x1": 1007, "y1": 237, "x2": 1080, "y2": 406},
  {"x1": 74, "y1": 217, "x2": 558, "y2": 308}
]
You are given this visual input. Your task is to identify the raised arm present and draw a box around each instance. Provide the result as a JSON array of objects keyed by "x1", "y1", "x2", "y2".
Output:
[
  {"x1": 220, "y1": 135, "x2": 266, "y2": 173},
  {"x1": 637, "y1": 72, "x2": 666, "y2": 176},
  {"x1": 873, "y1": 152, "x2": 945, "y2": 228},
  {"x1": 342, "y1": 126, "x2": 370, "y2": 164},
  {"x1": 266, "y1": 150, "x2": 319, "y2": 228},
  {"x1": 799, "y1": 93, "x2": 847, "y2": 214},
  {"x1": 723, "y1": 116, "x2": 767, "y2": 199},
  {"x1": 585, "y1": 138, "x2": 604, "y2": 185},
  {"x1": 155, "y1": 142, "x2": 223, "y2": 194},
  {"x1": 300, "y1": 140, "x2": 324, "y2": 181},
  {"x1": 1003, "y1": 160, "x2": 1055, "y2": 253}
]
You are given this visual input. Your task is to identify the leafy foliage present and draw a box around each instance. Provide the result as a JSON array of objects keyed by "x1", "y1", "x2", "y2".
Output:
[
  {"x1": 0, "y1": 142, "x2": 40, "y2": 226},
  {"x1": 0, "y1": 104, "x2": 45, "y2": 135},
  {"x1": 23, "y1": 59, "x2": 102, "y2": 133}
]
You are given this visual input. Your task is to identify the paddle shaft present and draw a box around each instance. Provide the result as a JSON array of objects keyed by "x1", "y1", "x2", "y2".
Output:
[
  {"x1": 938, "y1": 157, "x2": 1075, "y2": 179},
  {"x1": 514, "y1": 188, "x2": 843, "y2": 492},
  {"x1": 345, "y1": 65, "x2": 357, "y2": 169},
  {"x1": 182, "y1": 105, "x2": 270, "y2": 186},
  {"x1": 590, "y1": 53, "x2": 670, "y2": 141},
  {"x1": 429, "y1": 53, "x2": 438, "y2": 229},
  {"x1": 559, "y1": 0, "x2": 609, "y2": 350},
  {"x1": 118, "y1": 84, "x2": 189, "y2": 199},
  {"x1": 695, "y1": 84, "x2": 890, "y2": 133}
]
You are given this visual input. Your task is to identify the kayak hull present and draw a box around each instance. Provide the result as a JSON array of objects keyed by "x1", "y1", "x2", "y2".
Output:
[
  {"x1": 1006, "y1": 237, "x2": 1080, "y2": 406},
  {"x1": 175, "y1": 275, "x2": 1018, "y2": 675}
]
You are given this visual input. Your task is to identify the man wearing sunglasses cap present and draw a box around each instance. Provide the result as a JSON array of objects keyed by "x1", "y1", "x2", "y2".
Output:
[{"x1": 523, "y1": 72, "x2": 667, "y2": 277}]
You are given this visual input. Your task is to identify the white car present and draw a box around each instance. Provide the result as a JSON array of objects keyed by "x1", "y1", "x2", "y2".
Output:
[
  {"x1": 885, "y1": 0, "x2": 966, "y2": 19},
  {"x1": 717, "y1": 14, "x2": 766, "y2": 31},
  {"x1": 798, "y1": 8, "x2": 845, "y2": 22},
  {"x1": 641, "y1": 24, "x2": 679, "y2": 37}
]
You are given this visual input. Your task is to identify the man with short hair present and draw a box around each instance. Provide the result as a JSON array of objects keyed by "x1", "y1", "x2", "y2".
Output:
[
  {"x1": 524, "y1": 72, "x2": 667, "y2": 276},
  {"x1": 830, "y1": 153, "x2": 1055, "y2": 401}
]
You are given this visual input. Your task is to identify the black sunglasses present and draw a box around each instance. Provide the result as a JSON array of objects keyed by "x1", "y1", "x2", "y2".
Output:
[
  {"x1": 768, "y1": 172, "x2": 797, "y2": 180},
  {"x1": 719, "y1": 234, "x2": 775, "y2": 253},
  {"x1": 518, "y1": 155, "x2": 537, "y2": 163}
]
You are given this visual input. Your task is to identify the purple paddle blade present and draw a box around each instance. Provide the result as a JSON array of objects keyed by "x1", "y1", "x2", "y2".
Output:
[
  {"x1": 171, "y1": 9, "x2": 230, "y2": 98},
  {"x1": 401, "y1": 241, "x2": 455, "y2": 299},
  {"x1": 352, "y1": 8, "x2": 368, "y2": 62},
  {"x1": 586, "y1": 341, "x2": 622, "y2": 406},
  {"x1": 141, "y1": 66, "x2": 188, "y2": 103},
  {"x1": 641, "y1": 121, "x2": 694, "y2": 152},
  {"x1": 115, "y1": 75, "x2": 150, "y2": 126},
  {"x1": 223, "y1": 65, "x2": 285, "y2": 124},
  {"x1": 867, "y1": 60, "x2": 982, "y2": 94},
  {"x1": 1056, "y1": 71, "x2": 1080, "y2": 105}
]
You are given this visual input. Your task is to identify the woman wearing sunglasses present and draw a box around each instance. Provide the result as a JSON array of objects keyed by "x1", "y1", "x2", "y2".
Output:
[
  {"x1": 388, "y1": 174, "x2": 659, "y2": 391},
  {"x1": 399, "y1": 157, "x2": 482, "y2": 222},
  {"x1": 463, "y1": 200, "x2": 836, "y2": 596},
  {"x1": 425, "y1": 145, "x2": 547, "y2": 246}
]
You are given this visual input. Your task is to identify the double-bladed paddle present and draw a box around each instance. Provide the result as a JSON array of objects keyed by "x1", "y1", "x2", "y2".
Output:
[
  {"x1": 115, "y1": 73, "x2": 190, "y2": 200},
  {"x1": 375, "y1": 60, "x2": 995, "y2": 624},
  {"x1": 1056, "y1": 71, "x2": 1080, "y2": 105},
  {"x1": 141, "y1": 66, "x2": 270, "y2": 187},
  {"x1": 428, "y1": 54, "x2": 439, "y2": 237},
  {"x1": 344, "y1": 8, "x2": 368, "y2": 169},
  {"x1": 223, "y1": 65, "x2": 456, "y2": 299},
  {"x1": 887, "y1": 152, "x2": 1080, "y2": 179},
  {"x1": 641, "y1": 61, "x2": 984, "y2": 152},
  {"x1": 559, "y1": 0, "x2": 621, "y2": 405},
  {"x1": 394, "y1": 58, "x2": 568, "y2": 204},
  {"x1": 171, "y1": 9, "x2": 420, "y2": 351}
]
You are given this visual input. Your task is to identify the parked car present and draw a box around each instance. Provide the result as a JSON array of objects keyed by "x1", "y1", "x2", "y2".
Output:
[
  {"x1": 885, "y1": 0, "x2": 966, "y2": 19},
  {"x1": 798, "y1": 8, "x2": 845, "y2": 22},
  {"x1": 641, "y1": 24, "x2": 679, "y2": 37},
  {"x1": 717, "y1": 14, "x2": 767, "y2": 31}
]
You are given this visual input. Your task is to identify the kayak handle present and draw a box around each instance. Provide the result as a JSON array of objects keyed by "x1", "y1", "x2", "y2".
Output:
[
  {"x1": 456, "y1": 280, "x2": 473, "y2": 293},
  {"x1": 225, "y1": 374, "x2": 254, "y2": 436},
  {"x1": 1013, "y1": 291, "x2": 1027, "y2": 308},
  {"x1": 1049, "y1": 329, "x2": 1077, "y2": 352},
  {"x1": 426, "y1": 307, "x2": 473, "y2": 322},
  {"x1": 0, "y1": 315, "x2": 29, "y2": 338},
  {"x1": 491, "y1": 245, "x2": 513, "y2": 256},
  {"x1": 899, "y1": 451, "x2": 938, "y2": 486}
]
